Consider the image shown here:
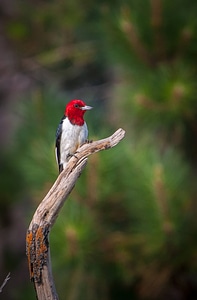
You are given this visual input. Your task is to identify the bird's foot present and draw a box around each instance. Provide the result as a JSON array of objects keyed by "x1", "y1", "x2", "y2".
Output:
[
  {"x1": 81, "y1": 139, "x2": 93, "y2": 145},
  {"x1": 66, "y1": 153, "x2": 78, "y2": 160},
  {"x1": 87, "y1": 139, "x2": 93, "y2": 143}
]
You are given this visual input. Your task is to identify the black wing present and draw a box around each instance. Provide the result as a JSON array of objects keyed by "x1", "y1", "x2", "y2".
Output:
[{"x1": 55, "y1": 116, "x2": 65, "y2": 173}]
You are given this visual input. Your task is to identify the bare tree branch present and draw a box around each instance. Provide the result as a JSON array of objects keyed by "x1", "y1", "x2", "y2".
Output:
[
  {"x1": 26, "y1": 128, "x2": 125, "y2": 300},
  {"x1": 0, "y1": 273, "x2": 11, "y2": 293}
]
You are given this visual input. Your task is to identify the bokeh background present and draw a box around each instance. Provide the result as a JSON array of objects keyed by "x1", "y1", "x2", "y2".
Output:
[{"x1": 1, "y1": 0, "x2": 197, "y2": 299}]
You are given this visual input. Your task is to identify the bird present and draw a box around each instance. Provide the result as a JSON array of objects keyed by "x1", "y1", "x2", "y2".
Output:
[{"x1": 55, "y1": 99, "x2": 93, "y2": 173}]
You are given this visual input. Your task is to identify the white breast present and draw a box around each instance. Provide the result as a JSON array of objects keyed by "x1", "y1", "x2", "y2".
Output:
[{"x1": 60, "y1": 118, "x2": 88, "y2": 167}]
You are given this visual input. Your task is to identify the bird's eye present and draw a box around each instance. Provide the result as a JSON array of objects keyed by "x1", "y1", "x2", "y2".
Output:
[{"x1": 74, "y1": 103, "x2": 79, "y2": 108}]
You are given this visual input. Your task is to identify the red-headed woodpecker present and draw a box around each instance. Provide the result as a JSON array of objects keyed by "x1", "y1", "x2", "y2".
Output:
[{"x1": 55, "y1": 99, "x2": 93, "y2": 173}]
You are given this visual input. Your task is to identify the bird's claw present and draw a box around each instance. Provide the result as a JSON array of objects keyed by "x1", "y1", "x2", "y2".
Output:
[
  {"x1": 86, "y1": 139, "x2": 93, "y2": 143},
  {"x1": 66, "y1": 153, "x2": 78, "y2": 160},
  {"x1": 81, "y1": 139, "x2": 93, "y2": 146}
]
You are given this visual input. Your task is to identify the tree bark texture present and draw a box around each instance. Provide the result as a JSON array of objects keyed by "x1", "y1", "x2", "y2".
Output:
[{"x1": 26, "y1": 128, "x2": 125, "y2": 300}]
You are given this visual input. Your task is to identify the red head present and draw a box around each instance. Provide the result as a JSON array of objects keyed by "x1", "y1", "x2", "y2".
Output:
[{"x1": 65, "y1": 99, "x2": 93, "y2": 126}]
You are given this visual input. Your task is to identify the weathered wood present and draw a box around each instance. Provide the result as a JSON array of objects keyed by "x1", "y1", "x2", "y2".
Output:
[{"x1": 26, "y1": 128, "x2": 125, "y2": 300}]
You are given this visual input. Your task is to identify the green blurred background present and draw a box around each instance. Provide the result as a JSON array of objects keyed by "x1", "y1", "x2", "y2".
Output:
[{"x1": 0, "y1": 0, "x2": 197, "y2": 299}]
